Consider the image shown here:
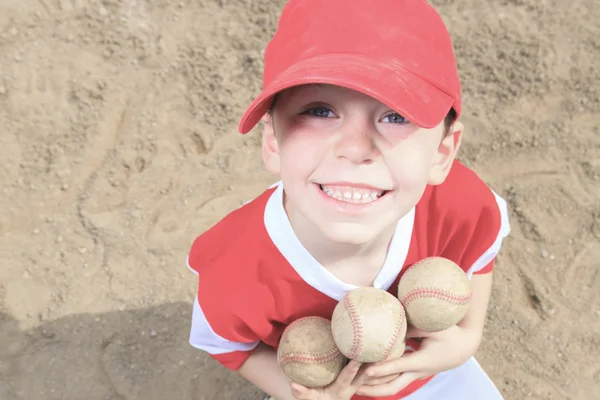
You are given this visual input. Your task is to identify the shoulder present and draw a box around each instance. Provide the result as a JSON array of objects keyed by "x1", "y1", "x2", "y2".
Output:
[
  {"x1": 415, "y1": 160, "x2": 511, "y2": 274},
  {"x1": 187, "y1": 185, "x2": 276, "y2": 273}
]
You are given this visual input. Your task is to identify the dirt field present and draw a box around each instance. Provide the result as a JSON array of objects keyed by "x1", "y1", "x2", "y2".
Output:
[{"x1": 1, "y1": 0, "x2": 599, "y2": 399}]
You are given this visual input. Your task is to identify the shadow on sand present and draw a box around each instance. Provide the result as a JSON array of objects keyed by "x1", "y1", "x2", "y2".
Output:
[{"x1": 0, "y1": 303, "x2": 263, "y2": 400}]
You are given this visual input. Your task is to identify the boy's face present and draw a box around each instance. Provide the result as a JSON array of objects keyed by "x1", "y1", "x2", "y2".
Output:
[{"x1": 261, "y1": 84, "x2": 463, "y2": 246}]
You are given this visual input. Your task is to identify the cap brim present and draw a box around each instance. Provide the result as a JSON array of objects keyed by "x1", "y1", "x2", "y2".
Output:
[{"x1": 238, "y1": 53, "x2": 454, "y2": 134}]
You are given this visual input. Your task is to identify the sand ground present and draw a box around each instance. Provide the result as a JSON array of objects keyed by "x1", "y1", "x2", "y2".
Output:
[{"x1": 1, "y1": 0, "x2": 599, "y2": 399}]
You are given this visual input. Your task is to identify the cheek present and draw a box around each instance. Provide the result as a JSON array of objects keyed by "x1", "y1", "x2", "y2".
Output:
[
  {"x1": 278, "y1": 135, "x2": 325, "y2": 181},
  {"x1": 384, "y1": 145, "x2": 436, "y2": 189}
]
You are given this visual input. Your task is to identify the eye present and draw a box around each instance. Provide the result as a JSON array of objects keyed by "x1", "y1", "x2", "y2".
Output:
[
  {"x1": 303, "y1": 106, "x2": 335, "y2": 118},
  {"x1": 382, "y1": 112, "x2": 409, "y2": 125}
]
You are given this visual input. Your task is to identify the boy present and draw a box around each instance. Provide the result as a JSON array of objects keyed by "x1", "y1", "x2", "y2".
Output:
[{"x1": 186, "y1": 0, "x2": 511, "y2": 399}]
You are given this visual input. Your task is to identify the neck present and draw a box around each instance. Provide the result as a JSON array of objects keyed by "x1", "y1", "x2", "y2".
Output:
[{"x1": 283, "y1": 194, "x2": 397, "y2": 268}]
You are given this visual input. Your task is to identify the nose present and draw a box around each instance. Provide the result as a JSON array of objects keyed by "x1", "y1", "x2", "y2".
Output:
[{"x1": 333, "y1": 124, "x2": 379, "y2": 164}]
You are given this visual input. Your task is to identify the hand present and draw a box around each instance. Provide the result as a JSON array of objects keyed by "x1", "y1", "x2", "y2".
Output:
[
  {"x1": 290, "y1": 360, "x2": 368, "y2": 400},
  {"x1": 355, "y1": 325, "x2": 481, "y2": 397}
]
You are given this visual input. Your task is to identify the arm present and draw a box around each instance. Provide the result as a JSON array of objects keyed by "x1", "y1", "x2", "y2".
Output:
[
  {"x1": 456, "y1": 270, "x2": 494, "y2": 348},
  {"x1": 238, "y1": 343, "x2": 297, "y2": 400}
]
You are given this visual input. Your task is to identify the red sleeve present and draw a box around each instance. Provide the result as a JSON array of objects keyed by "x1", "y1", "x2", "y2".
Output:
[
  {"x1": 188, "y1": 245, "x2": 261, "y2": 370},
  {"x1": 186, "y1": 189, "x2": 278, "y2": 371},
  {"x1": 211, "y1": 350, "x2": 255, "y2": 371},
  {"x1": 473, "y1": 258, "x2": 494, "y2": 275}
]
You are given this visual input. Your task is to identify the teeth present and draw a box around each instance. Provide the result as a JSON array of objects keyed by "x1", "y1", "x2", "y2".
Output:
[{"x1": 320, "y1": 184, "x2": 385, "y2": 204}]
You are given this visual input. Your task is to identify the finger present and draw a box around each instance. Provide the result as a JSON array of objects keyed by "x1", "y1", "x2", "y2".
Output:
[
  {"x1": 362, "y1": 373, "x2": 400, "y2": 386},
  {"x1": 349, "y1": 362, "x2": 372, "y2": 389},
  {"x1": 356, "y1": 372, "x2": 420, "y2": 397},
  {"x1": 290, "y1": 382, "x2": 315, "y2": 400},
  {"x1": 406, "y1": 325, "x2": 433, "y2": 339},
  {"x1": 334, "y1": 360, "x2": 363, "y2": 387},
  {"x1": 343, "y1": 359, "x2": 363, "y2": 376},
  {"x1": 365, "y1": 352, "x2": 425, "y2": 377}
]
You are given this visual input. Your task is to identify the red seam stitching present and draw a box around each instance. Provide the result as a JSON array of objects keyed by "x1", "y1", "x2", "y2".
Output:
[
  {"x1": 345, "y1": 294, "x2": 362, "y2": 359},
  {"x1": 400, "y1": 287, "x2": 471, "y2": 307},
  {"x1": 381, "y1": 309, "x2": 404, "y2": 360},
  {"x1": 279, "y1": 347, "x2": 341, "y2": 367}
]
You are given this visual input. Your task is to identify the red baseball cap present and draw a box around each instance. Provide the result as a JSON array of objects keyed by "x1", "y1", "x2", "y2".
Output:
[{"x1": 238, "y1": 0, "x2": 462, "y2": 134}]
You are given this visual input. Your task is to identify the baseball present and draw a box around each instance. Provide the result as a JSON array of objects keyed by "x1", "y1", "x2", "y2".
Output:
[
  {"x1": 331, "y1": 287, "x2": 407, "y2": 363},
  {"x1": 397, "y1": 257, "x2": 472, "y2": 332},
  {"x1": 277, "y1": 316, "x2": 347, "y2": 388}
]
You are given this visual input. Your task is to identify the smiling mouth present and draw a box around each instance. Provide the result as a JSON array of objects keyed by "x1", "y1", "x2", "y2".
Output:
[{"x1": 318, "y1": 184, "x2": 390, "y2": 204}]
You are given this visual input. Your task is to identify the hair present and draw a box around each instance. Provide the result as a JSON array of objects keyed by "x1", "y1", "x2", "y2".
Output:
[
  {"x1": 443, "y1": 108, "x2": 457, "y2": 136},
  {"x1": 268, "y1": 93, "x2": 458, "y2": 136}
]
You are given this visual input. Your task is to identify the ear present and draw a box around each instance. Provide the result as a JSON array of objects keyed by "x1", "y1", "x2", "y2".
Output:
[
  {"x1": 427, "y1": 120, "x2": 463, "y2": 185},
  {"x1": 261, "y1": 113, "x2": 281, "y2": 175}
]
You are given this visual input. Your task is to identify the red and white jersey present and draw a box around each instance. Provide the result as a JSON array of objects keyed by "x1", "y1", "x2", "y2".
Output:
[{"x1": 186, "y1": 160, "x2": 510, "y2": 399}]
